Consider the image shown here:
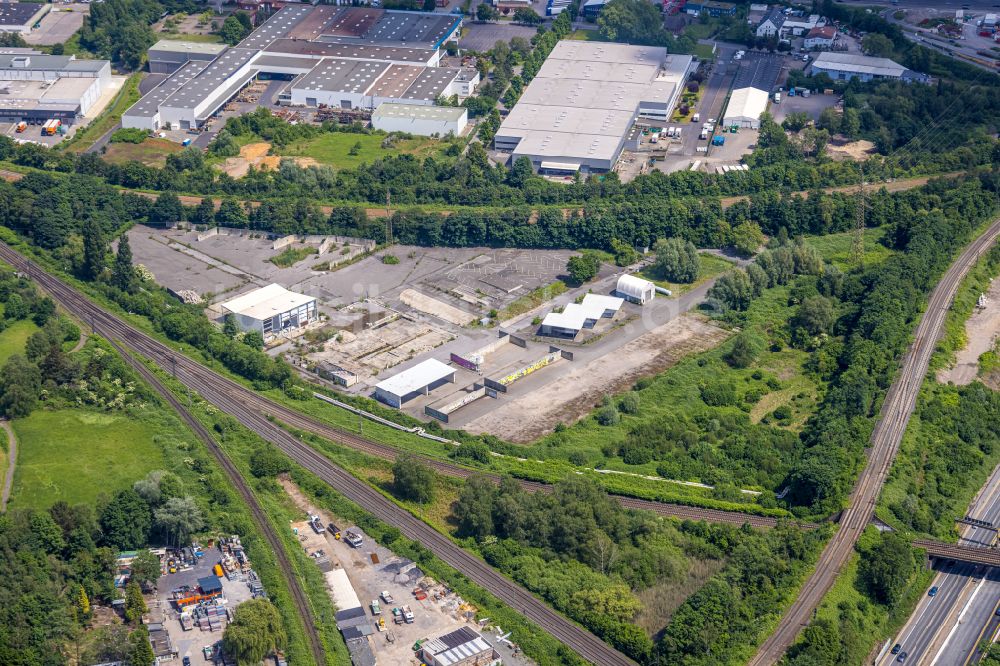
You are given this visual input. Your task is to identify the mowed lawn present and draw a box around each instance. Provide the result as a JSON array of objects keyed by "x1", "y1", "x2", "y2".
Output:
[
  {"x1": 279, "y1": 132, "x2": 447, "y2": 170},
  {"x1": 10, "y1": 409, "x2": 165, "y2": 510},
  {"x1": 0, "y1": 318, "x2": 39, "y2": 365}
]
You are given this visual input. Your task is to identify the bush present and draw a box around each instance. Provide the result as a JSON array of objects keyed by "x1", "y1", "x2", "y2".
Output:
[
  {"x1": 381, "y1": 254, "x2": 400, "y2": 265},
  {"x1": 110, "y1": 128, "x2": 148, "y2": 144},
  {"x1": 453, "y1": 440, "x2": 491, "y2": 464},
  {"x1": 700, "y1": 381, "x2": 737, "y2": 407},
  {"x1": 596, "y1": 405, "x2": 620, "y2": 426},
  {"x1": 618, "y1": 393, "x2": 640, "y2": 415}
]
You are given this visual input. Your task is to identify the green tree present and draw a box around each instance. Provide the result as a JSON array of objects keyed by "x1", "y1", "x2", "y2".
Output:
[
  {"x1": 566, "y1": 252, "x2": 601, "y2": 284},
  {"x1": 192, "y1": 197, "x2": 216, "y2": 226},
  {"x1": 81, "y1": 218, "x2": 106, "y2": 281},
  {"x1": 476, "y1": 3, "x2": 500, "y2": 21},
  {"x1": 154, "y1": 496, "x2": 204, "y2": 547},
  {"x1": 129, "y1": 550, "x2": 161, "y2": 590},
  {"x1": 128, "y1": 626, "x2": 155, "y2": 666},
  {"x1": 861, "y1": 33, "x2": 895, "y2": 58},
  {"x1": 512, "y1": 7, "x2": 542, "y2": 24},
  {"x1": 149, "y1": 192, "x2": 182, "y2": 226},
  {"x1": 219, "y1": 15, "x2": 249, "y2": 45},
  {"x1": 653, "y1": 238, "x2": 699, "y2": 283},
  {"x1": 124, "y1": 580, "x2": 147, "y2": 624},
  {"x1": 858, "y1": 532, "x2": 916, "y2": 607},
  {"x1": 0, "y1": 354, "x2": 42, "y2": 418},
  {"x1": 222, "y1": 599, "x2": 287, "y2": 666},
  {"x1": 507, "y1": 156, "x2": 533, "y2": 188},
  {"x1": 100, "y1": 489, "x2": 152, "y2": 550},
  {"x1": 726, "y1": 329, "x2": 763, "y2": 368},
  {"x1": 731, "y1": 221, "x2": 764, "y2": 257},
  {"x1": 392, "y1": 454, "x2": 436, "y2": 504},
  {"x1": 216, "y1": 199, "x2": 249, "y2": 227},
  {"x1": 74, "y1": 584, "x2": 91, "y2": 620},
  {"x1": 597, "y1": 0, "x2": 669, "y2": 45},
  {"x1": 249, "y1": 445, "x2": 291, "y2": 478},
  {"x1": 792, "y1": 296, "x2": 835, "y2": 337},
  {"x1": 112, "y1": 234, "x2": 136, "y2": 293},
  {"x1": 707, "y1": 270, "x2": 753, "y2": 311}
]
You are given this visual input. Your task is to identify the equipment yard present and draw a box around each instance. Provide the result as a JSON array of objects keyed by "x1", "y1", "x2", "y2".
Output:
[{"x1": 281, "y1": 478, "x2": 533, "y2": 666}]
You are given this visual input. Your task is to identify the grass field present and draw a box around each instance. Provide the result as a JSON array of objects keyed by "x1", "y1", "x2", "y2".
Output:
[
  {"x1": 278, "y1": 132, "x2": 449, "y2": 170},
  {"x1": 102, "y1": 138, "x2": 184, "y2": 167},
  {"x1": 693, "y1": 43, "x2": 716, "y2": 61},
  {"x1": 0, "y1": 318, "x2": 38, "y2": 365},
  {"x1": 9, "y1": 409, "x2": 165, "y2": 510},
  {"x1": 63, "y1": 72, "x2": 143, "y2": 154},
  {"x1": 805, "y1": 225, "x2": 893, "y2": 271},
  {"x1": 637, "y1": 252, "x2": 734, "y2": 296}
]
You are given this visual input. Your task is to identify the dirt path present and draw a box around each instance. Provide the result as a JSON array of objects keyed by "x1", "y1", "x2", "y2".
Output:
[
  {"x1": 1, "y1": 420, "x2": 17, "y2": 512},
  {"x1": 718, "y1": 172, "x2": 962, "y2": 209},
  {"x1": 70, "y1": 331, "x2": 88, "y2": 353},
  {"x1": 939, "y1": 277, "x2": 1000, "y2": 385},
  {"x1": 462, "y1": 315, "x2": 731, "y2": 442}
]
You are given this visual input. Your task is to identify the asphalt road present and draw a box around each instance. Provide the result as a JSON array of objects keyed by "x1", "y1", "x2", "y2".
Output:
[
  {"x1": 883, "y1": 462, "x2": 1000, "y2": 665},
  {"x1": 749, "y1": 215, "x2": 1000, "y2": 666}
]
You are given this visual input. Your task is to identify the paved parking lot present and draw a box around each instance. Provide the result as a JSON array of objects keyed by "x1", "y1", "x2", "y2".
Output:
[
  {"x1": 459, "y1": 22, "x2": 538, "y2": 51},
  {"x1": 24, "y1": 4, "x2": 88, "y2": 46},
  {"x1": 769, "y1": 91, "x2": 838, "y2": 123}
]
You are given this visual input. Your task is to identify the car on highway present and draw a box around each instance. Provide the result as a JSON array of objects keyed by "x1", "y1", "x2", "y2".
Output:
[
  {"x1": 995, "y1": 605, "x2": 1000, "y2": 616},
  {"x1": 891, "y1": 644, "x2": 901, "y2": 655},
  {"x1": 928, "y1": 586, "x2": 938, "y2": 597},
  {"x1": 896, "y1": 651, "x2": 907, "y2": 662}
]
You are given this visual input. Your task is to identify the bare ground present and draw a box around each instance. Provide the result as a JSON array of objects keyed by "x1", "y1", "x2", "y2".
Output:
[
  {"x1": 939, "y1": 277, "x2": 1000, "y2": 385},
  {"x1": 218, "y1": 142, "x2": 318, "y2": 178},
  {"x1": 826, "y1": 138, "x2": 875, "y2": 161},
  {"x1": 462, "y1": 315, "x2": 731, "y2": 443}
]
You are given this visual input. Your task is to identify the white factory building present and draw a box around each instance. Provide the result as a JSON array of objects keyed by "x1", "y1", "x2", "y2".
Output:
[
  {"x1": 123, "y1": 6, "x2": 476, "y2": 131},
  {"x1": 723, "y1": 86, "x2": 769, "y2": 129},
  {"x1": 219, "y1": 283, "x2": 317, "y2": 338},
  {"x1": 0, "y1": 51, "x2": 112, "y2": 122},
  {"x1": 616, "y1": 275, "x2": 655, "y2": 305},
  {"x1": 372, "y1": 102, "x2": 467, "y2": 136},
  {"x1": 810, "y1": 52, "x2": 921, "y2": 83},
  {"x1": 539, "y1": 293, "x2": 623, "y2": 338},
  {"x1": 494, "y1": 41, "x2": 693, "y2": 174},
  {"x1": 374, "y1": 358, "x2": 456, "y2": 408}
]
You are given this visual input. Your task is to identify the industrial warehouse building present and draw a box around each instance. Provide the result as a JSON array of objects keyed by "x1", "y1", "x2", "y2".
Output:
[
  {"x1": 219, "y1": 283, "x2": 317, "y2": 338},
  {"x1": 810, "y1": 52, "x2": 923, "y2": 82},
  {"x1": 494, "y1": 41, "x2": 693, "y2": 174},
  {"x1": 375, "y1": 358, "x2": 456, "y2": 408},
  {"x1": 372, "y1": 102, "x2": 467, "y2": 136},
  {"x1": 0, "y1": 52, "x2": 112, "y2": 122},
  {"x1": 723, "y1": 86, "x2": 769, "y2": 129},
  {"x1": 0, "y1": 3, "x2": 49, "y2": 34},
  {"x1": 616, "y1": 275, "x2": 656, "y2": 305},
  {"x1": 420, "y1": 627, "x2": 502, "y2": 666},
  {"x1": 147, "y1": 40, "x2": 228, "y2": 75},
  {"x1": 123, "y1": 5, "x2": 475, "y2": 131},
  {"x1": 539, "y1": 293, "x2": 623, "y2": 338}
]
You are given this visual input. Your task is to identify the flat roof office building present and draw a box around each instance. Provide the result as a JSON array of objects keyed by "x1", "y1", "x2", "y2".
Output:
[
  {"x1": 494, "y1": 41, "x2": 693, "y2": 173},
  {"x1": 372, "y1": 102, "x2": 467, "y2": 136},
  {"x1": 0, "y1": 52, "x2": 112, "y2": 122},
  {"x1": 148, "y1": 40, "x2": 229, "y2": 75}
]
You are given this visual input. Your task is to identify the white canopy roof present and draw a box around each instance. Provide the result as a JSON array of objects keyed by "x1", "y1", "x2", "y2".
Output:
[
  {"x1": 220, "y1": 283, "x2": 314, "y2": 321},
  {"x1": 375, "y1": 358, "x2": 454, "y2": 397}
]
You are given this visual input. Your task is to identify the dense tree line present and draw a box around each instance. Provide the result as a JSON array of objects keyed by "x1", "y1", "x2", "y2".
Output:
[
  {"x1": 783, "y1": 173, "x2": 1000, "y2": 516},
  {"x1": 453, "y1": 475, "x2": 827, "y2": 664},
  {"x1": 80, "y1": 0, "x2": 199, "y2": 70}
]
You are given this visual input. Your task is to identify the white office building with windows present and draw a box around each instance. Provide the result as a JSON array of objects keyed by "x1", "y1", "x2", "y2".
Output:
[{"x1": 220, "y1": 283, "x2": 317, "y2": 338}]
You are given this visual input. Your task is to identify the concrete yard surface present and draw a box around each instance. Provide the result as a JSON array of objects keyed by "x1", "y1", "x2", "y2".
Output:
[
  {"x1": 939, "y1": 277, "x2": 1000, "y2": 385},
  {"x1": 462, "y1": 314, "x2": 730, "y2": 442},
  {"x1": 279, "y1": 478, "x2": 534, "y2": 666},
  {"x1": 24, "y1": 4, "x2": 88, "y2": 46}
]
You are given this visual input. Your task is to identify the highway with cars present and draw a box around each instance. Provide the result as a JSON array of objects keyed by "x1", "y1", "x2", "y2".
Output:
[
  {"x1": 881, "y1": 463, "x2": 1000, "y2": 665},
  {"x1": 749, "y1": 215, "x2": 1000, "y2": 665}
]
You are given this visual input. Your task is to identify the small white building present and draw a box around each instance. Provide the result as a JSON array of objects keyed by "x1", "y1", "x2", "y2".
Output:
[
  {"x1": 616, "y1": 275, "x2": 655, "y2": 305},
  {"x1": 219, "y1": 283, "x2": 317, "y2": 338},
  {"x1": 538, "y1": 293, "x2": 623, "y2": 338},
  {"x1": 804, "y1": 25, "x2": 837, "y2": 50},
  {"x1": 371, "y1": 103, "x2": 468, "y2": 137},
  {"x1": 723, "y1": 86, "x2": 769, "y2": 129},
  {"x1": 374, "y1": 358, "x2": 456, "y2": 408}
]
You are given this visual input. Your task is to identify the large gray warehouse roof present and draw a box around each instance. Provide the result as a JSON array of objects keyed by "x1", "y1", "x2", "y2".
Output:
[
  {"x1": 162, "y1": 48, "x2": 257, "y2": 111},
  {"x1": 263, "y1": 39, "x2": 436, "y2": 64},
  {"x1": 124, "y1": 60, "x2": 207, "y2": 118},
  {"x1": 149, "y1": 40, "x2": 228, "y2": 60},
  {"x1": 297, "y1": 58, "x2": 389, "y2": 95},
  {"x1": 239, "y1": 5, "x2": 314, "y2": 50},
  {"x1": 811, "y1": 52, "x2": 906, "y2": 78},
  {"x1": 0, "y1": 3, "x2": 46, "y2": 28}
]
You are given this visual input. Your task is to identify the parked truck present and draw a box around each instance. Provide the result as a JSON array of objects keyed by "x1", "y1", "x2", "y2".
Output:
[
  {"x1": 308, "y1": 514, "x2": 325, "y2": 535},
  {"x1": 773, "y1": 92, "x2": 781, "y2": 104},
  {"x1": 344, "y1": 531, "x2": 363, "y2": 548},
  {"x1": 15, "y1": 121, "x2": 26, "y2": 133},
  {"x1": 712, "y1": 135, "x2": 725, "y2": 146}
]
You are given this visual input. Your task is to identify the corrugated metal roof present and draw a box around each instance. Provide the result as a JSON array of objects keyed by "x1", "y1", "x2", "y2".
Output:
[{"x1": 376, "y1": 359, "x2": 454, "y2": 397}]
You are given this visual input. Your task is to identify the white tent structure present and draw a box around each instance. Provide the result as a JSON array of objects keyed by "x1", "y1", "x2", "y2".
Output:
[
  {"x1": 616, "y1": 275, "x2": 655, "y2": 305},
  {"x1": 723, "y1": 87, "x2": 769, "y2": 129}
]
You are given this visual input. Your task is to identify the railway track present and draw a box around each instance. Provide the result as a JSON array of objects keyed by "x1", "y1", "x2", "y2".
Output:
[
  {"x1": 0, "y1": 241, "x2": 640, "y2": 666},
  {"x1": 102, "y1": 337, "x2": 328, "y2": 665},
  {"x1": 749, "y1": 216, "x2": 1000, "y2": 665}
]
